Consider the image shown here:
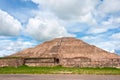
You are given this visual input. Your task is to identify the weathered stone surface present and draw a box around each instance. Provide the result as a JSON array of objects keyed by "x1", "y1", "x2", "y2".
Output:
[
  {"x1": 2, "y1": 37, "x2": 120, "y2": 67},
  {"x1": 11, "y1": 37, "x2": 120, "y2": 59},
  {"x1": 0, "y1": 58, "x2": 24, "y2": 67},
  {"x1": 24, "y1": 58, "x2": 58, "y2": 66}
]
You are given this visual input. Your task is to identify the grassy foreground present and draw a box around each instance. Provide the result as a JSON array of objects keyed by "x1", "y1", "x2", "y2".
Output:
[{"x1": 0, "y1": 66, "x2": 120, "y2": 75}]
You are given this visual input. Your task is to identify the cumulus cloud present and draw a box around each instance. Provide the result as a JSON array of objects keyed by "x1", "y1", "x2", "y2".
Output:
[
  {"x1": 29, "y1": 0, "x2": 99, "y2": 38},
  {"x1": 30, "y1": 0, "x2": 120, "y2": 34},
  {"x1": 31, "y1": 0, "x2": 98, "y2": 22},
  {"x1": 97, "y1": 0, "x2": 120, "y2": 16},
  {"x1": 0, "y1": 37, "x2": 37, "y2": 57},
  {"x1": 0, "y1": 9, "x2": 22, "y2": 36},
  {"x1": 88, "y1": 17, "x2": 120, "y2": 34},
  {"x1": 88, "y1": 27, "x2": 107, "y2": 34},
  {"x1": 28, "y1": 0, "x2": 120, "y2": 54},
  {"x1": 26, "y1": 12, "x2": 75, "y2": 41},
  {"x1": 1, "y1": 0, "x2": 120, "y2": 56}
]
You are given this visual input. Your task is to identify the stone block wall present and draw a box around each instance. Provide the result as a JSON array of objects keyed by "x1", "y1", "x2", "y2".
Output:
[
  {"x1": 0, "y1": 57, "x2": 58, "y2": 67},
  {"x1": 0, "y1": 57, "x2": 120, "y2": 68},
  {"x1": 60, "y1": 58, "x2": 120, "y2": 68},
  {"x1": 0, "y1": 58, "x2": 24, "y2": 67},
  {"x1": 24, "y1": 58, "x2": 58, "y2": 67},
  {"x1": 25, "y1": 63, "x2": 56, "y2": 66}
]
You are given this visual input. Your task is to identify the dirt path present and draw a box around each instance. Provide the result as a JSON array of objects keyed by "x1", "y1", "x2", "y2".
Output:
[{"x1": 0, "y1": 74, "x2": 120, "y2": 80}]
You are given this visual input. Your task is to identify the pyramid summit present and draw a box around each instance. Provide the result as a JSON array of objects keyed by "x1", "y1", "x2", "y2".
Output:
[{"x1": 1, "y1": 37, "x2": 120, "y2": 67}]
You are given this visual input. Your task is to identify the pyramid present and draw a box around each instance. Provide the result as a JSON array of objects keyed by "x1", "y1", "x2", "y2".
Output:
[{"x1": 11, "y1": 37, "x2": 120, "y2": 61}]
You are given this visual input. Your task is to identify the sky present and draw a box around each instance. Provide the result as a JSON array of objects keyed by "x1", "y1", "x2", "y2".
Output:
[{"x1": 0, "y1": 0, "x2": 120, "y2": 57}]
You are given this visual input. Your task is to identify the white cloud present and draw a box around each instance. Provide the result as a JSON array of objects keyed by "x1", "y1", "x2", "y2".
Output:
[
  {"x1": 31, "y1": 0, "x2": 99, "y2": 21},
  {"x1": 95, "y1": 41, "x2": 120, "y2": 53},
  {"x1": 88, "y1": 27, "x2": 107, "y2": 34},
  {"x1": 101, "y1": 17, "x2": 120, "y2": 28},
  {"x1": 1, "y1": 0, "x2": 120, "y2": 56},
  {"x1": 28, "y1": 0, "x2": 120, "y2": 55},
  {"x1": 87, "y1": 16, "x2": 120, "y2": 34},
  {"x1": 10, "y1": 8, "x2": 37, "y2": 24},
  {"x1": 0, "y1": 38, "x2": 36, "y2": 57},
  {"x1": 30, "y1": 0, "x2": 100, "y2": 35},
  {"x1": 81, "y1": 34, "x2": 106, "y2": 45},
  {"x1": 0, "y1": 9, "x2": 22, "y2": 36},
  {"x1": 26, "y1": 12, "x2": 75, "y2": 41},
  {"x1": 85, "y1": 0, "x2": 120, "y2": 34},
  {"x1": 97, "y1": 0, "x2": 120, "y2": 16},
  {"x1": 79, "y1": 12, "x2": 97, "y2": 25},
  {"x1": 31, "y1": 0, "x2": 120, "y2": 35},
  {"x1": 81, "y1": 34, "x2": 120, "y2": 54},
  {"x1": 111, "y1": 33, "x2": 120, "y2": 39}
]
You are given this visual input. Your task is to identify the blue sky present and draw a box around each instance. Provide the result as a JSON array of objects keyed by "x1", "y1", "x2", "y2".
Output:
[{"x1": 0, "y1": 0, "x2": 120, "y2": 57}]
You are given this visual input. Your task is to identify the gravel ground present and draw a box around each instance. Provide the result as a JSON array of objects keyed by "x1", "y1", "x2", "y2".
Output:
[{"x1": 0, "y1": 74, "x2": 120, "y2": 80}]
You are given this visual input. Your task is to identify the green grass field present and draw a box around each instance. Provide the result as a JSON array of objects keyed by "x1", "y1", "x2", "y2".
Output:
[{"x1": 0, "y1": 66, "x2": 120, "y2": 75}]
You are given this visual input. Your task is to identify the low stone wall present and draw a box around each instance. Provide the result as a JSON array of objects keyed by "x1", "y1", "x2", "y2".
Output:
[
  {"x1": 25, "y1": 63, "x2": 56, "y2": 66},
  {"x1": 0, "y1": 58, "x2": 24, "y2": 67},
  {"x1": 0, "y1": 57, "x2": 120, "y2": 68},
  {"x1": 0, "y1": 57, "x2": 58, "y2": 67},
  {"x1": 61, "y1": 58, "x2": 120, "y2": 68},
  {"x1": 24, "y1": 58, "x2": 58, "y2": 67}
]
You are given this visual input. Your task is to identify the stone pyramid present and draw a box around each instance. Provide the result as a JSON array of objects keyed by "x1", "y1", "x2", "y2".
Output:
[{"x1": 11, "y1": 37, "x2": 120, "y2": 61}]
